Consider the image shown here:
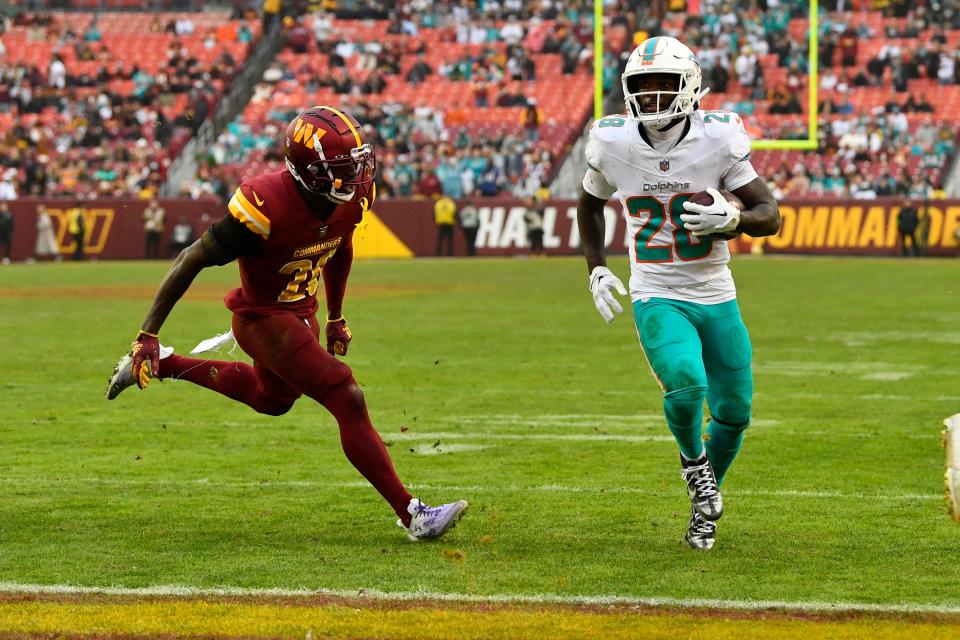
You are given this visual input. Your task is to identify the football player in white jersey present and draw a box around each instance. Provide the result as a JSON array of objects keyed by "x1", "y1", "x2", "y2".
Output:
[{"x1": 577, "y1": 36, "x2": 781, "y2": 549}]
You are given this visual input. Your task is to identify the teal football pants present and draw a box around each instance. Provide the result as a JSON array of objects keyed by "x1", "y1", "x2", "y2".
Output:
[{"x1": 633, "y1": 297, "x2": 753, "y2": 484}]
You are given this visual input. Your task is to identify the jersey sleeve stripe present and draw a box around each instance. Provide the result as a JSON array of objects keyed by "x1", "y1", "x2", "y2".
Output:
[{"x1": 228, "y1": 189, "x2": 270, "y2": 239}]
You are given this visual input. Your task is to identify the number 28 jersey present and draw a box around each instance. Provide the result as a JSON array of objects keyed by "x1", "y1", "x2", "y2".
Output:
[
  {"x1": 221, "y1": 170, "x2": 364, "y2": 318},
  {"x1": 582, "y1": 110, "x2": 757, "y2": 304}
]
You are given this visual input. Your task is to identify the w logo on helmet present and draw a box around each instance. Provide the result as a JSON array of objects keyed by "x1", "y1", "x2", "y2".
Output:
[
  {"x1": 291, "y1": 118, "x2": 327, "y2": 149},
  {"x1": 283, "y1": 106, "x2": 376, "y2": 204}
]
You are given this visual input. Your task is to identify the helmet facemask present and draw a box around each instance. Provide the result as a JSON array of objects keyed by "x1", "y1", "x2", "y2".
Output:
[
  {"x1": 290, "y1": 141, "x2": 376, "y2": 204},
  {"x1": 620, "y1": 37, "x2": 710, "y2": 131},
  {"x1": 623, "y1": 69, "x2": 704, "y2": 131}
]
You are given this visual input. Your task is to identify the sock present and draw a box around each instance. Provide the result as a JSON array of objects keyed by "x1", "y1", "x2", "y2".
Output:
[
  {"x1": 663, "y1": 386, "x2": 707, "y2": 460},
  {"x1": 158, "y1": 355, "x2": 293, "y2": 415},
  {"x1": 704, "y1": 417, "x2": 747, "y2": 485},
  {"x1": 321, "y1": 379, "x2": 414, "y2": 525}
]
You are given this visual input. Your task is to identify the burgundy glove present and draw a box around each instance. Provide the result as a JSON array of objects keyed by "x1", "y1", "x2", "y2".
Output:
[
  {"x1": 326, "y1": 317, "x2": 352, "y2": 356},
  {"x1": 130, "y1": 330, "x2": 161, "y2": 389}
]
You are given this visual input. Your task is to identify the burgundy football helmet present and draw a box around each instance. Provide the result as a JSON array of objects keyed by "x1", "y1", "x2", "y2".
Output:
[{"x1": 283, "y1": 106, "x2": 376, "y2": 204}]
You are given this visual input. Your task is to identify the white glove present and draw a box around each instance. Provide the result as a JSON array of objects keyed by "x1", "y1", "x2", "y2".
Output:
[
  {"x1": 680, "y1": 188, "x2": 741, "y2": 236},
  {"x1": 588, "y1": 266, "x2": 627, "y2": 324}
]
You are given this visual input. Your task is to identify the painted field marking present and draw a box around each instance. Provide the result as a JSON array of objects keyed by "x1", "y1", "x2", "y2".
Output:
[
  {"x1": 784, "y1": 392, "x2": 960, "y2": 402},
  {"x1": 393, "y1": 431, "x2": 678, "y2": 443},
  {"x1": 456, "y1": 416, "x2": 782, "y2": 429},
  {"x1": 827, "y1": 331, "x2": 960, "y2": 346},
  {"x1": 0, "y1": 477, "x2": 939, "y2": 502},
  {"x1": 754, "y1": 361, "x2": 939, "y2": 381},
  {"x1": 0, "y1": 582, "x2": 958, "y2": 616}
]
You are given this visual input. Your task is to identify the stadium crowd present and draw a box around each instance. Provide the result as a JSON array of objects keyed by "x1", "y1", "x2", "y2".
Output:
[
  {"x1": 0, "y1": 0, "x2": 958, "y2": 203},
  {"x1": 203, "y1": 0, "x2": 609, "y2": 200},
  {"x1": 0, "y1": 9, "x2": 257, "y2": 199},
  {"x1": 649, "y1": 0, "x2": 959, "y2": 194}
]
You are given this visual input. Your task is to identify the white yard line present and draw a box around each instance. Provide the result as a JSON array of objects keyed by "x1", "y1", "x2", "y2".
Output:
[
  {"x1": 0, "y1": 477, "x2": 938, "y2": 501},
  {"x1": 390, "y1": 432, "x2": 678, "y2": 443},
  {"x1": 827, "y1": 331, "x2": 960, "y2": 346},
  {"x1": 785, "y1": 392, "x2": 960, "y2": 402},
  {"x1": 0, "y1": 582, "x2": 957, "y2": 615}
]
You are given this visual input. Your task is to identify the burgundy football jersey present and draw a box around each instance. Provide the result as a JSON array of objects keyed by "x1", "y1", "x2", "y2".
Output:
[{"x1": 223, "y1": 170, "x2": 365, "y2": 318}]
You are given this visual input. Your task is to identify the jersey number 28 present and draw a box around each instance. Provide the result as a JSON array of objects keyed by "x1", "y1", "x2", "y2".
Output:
[{"x1": 626, "y1": 194, "x2": 713, "y2": 262}]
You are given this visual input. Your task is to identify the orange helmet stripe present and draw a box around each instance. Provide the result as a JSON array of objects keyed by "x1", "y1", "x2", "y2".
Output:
[{"x1": 317, "y1": 105, "x2": 362, "y2": 148}]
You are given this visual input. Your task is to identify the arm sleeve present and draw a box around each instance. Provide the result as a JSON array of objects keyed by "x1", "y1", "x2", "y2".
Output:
[
  {"x1": 322, "y1": 230, "x2": 354, "y2": 318},
  {"x1": 201, "y1": 213, "x2": 264, "y2": 265},
  {"x1": 720, "y1": 121, "x2": 758, "y2": 192},
  {"x1": 582, "y1": 166, "x2": 616, "y2": 200},
  {"x1": 582, "y1": 128, "x2": 617, "y2": 199}
]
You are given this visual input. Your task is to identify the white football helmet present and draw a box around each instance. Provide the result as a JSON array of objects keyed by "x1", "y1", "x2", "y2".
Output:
[{"x1": 622, "y1": 36, "x2": 710, "y2": 130}]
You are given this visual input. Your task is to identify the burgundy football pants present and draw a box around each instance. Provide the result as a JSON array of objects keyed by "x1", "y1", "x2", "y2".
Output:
[{"x1": 158, "y1": 312, "x2": 413, "y2": 523}]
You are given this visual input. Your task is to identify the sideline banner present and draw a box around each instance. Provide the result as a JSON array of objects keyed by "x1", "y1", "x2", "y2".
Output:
[
  {"x1": 372, "y1": 197, "x2": 960, "y2": 257},
  {"x1": 5, "y1": 197, "x2": 959, "y2": 260},
  {"x1": 5, "y1": 199, "x2": 222, "y2": 262}
]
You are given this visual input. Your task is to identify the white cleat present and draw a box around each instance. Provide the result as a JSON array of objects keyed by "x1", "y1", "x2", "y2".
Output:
[
  {"x1": 105, "y1": 344, "x2": 174, "y2": 400},
  {"x1": 681, "y1": 453, "x2": 723, "y2": 521},
  {"x1": 397, "y1": 498, "x2": 468, "y2": 541},
  {"x1": 686, "y1": 507, "x2": 716, "y2": 550},
  {"x1": 944, "y1": 414, "x2": 960, "y2": 523}
]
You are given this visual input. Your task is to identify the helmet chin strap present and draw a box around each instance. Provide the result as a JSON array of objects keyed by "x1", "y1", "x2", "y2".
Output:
[{"x1": 324, "y1": 184, "x2": 356, "y2": 203}]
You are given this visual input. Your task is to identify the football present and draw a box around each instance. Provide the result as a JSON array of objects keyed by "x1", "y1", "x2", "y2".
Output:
[{"x1": 687, "y1": 189, "x2": 744, "y2": 240}]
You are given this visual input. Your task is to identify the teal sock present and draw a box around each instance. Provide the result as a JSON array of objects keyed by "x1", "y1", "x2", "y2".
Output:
[
  {"x1": 663, "y1": 386, "x2": 707, "y2": 460},
  {"x1": 704, "y1": 418, "x2": 747, "y2": 485}
]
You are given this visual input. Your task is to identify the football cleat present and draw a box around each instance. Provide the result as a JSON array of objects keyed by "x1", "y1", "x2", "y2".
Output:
[
  {"x1": 944, "y1": 414, "x2": 960, "y2": 523},
  {"x1": 105, "y1": 344, "x2": 174, "y2": 400},
  {"x1": 397, "y1": 498, "x2": 468, "y2": 541},
  {"x1": 686, "y1": 506, "x2": 716, "y2": 550},
  {"x1": 681, "y1": 453, "x2": 723, "y2": 521}
]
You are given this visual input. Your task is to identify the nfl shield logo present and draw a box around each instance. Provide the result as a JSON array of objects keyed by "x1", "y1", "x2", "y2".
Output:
[
  {"x1": 660, "y1": 159, "x2": 670, "y2": 172},
  {"x1": 317, "y1": 225, "x2": 329, "y2": 238}
]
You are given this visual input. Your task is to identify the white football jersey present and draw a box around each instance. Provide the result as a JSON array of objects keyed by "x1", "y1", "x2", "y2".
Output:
[{"x1": 582, "y1": 110, "x2": 758, "y2": 304}]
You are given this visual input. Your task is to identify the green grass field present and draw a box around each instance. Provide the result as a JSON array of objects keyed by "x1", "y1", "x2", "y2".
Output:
[{"x1": 1, "y1": 256, "x2": 959, "y2": 611}]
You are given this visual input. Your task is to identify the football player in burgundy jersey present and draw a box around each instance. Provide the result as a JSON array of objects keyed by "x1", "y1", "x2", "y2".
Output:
[{"x1": 106, "y1": 106, "x2": 467, "y2": 540}]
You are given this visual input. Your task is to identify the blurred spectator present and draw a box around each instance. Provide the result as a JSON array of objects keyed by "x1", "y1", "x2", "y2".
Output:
[
  {"x1": 33, "y1": 204, "x2": 60, "y2": 263},
  {"x1": 143, "y1": 199, "x2": 166, "y2": 260},
  {"x1": 0, "y1": 169, "x2": 16, "y2": 201},
  {"x1": 523, "y1": 196, "x2": 544, "y2": 257},
  {"x1": 838, "y1": 26, "x2": 857, "y2": 67},
  {"x1": 406, "y1": 53, "x2": 433, "y2": 85},
  {"x1": 48, "y1": 53, "x2": 66, "y2": 89},
  {"x1": 0, "y1": 202, "x2": 13, "y2": 265},
  {"x1": 360, "y1": 69, "x2": 387, "y2": 95},
  {"x1": 433, "y1": 194, "x2": 456, "y2": 256},
  {"x1": 436, "y1": 155, "x2": 463, "y2": 199},
  {"x1": 898, "y1": 198, "x2": 919, "y2": 257},
  {"x1": 916, "y1": 196, "x2": 931, "y2": 256},
  {"x1": 458, "y1": 198, "x2": 479, "y2": 257},
  {"x1": 168, "y1": 216, "x2": 194, "y2": 257},
  {"x1": 501, "y1": 15, "x2": 525, "y2": 45},
  {"x1": 519, "y1": 100, "x2": 543, "y2": 142},
  {"x1": 417, "y1": 167, "x2": 442, "y2": 198},
  {"x1": 66, "y1": 201, "x2": 86, "y2": 261},
  {"x1": 262, "y1": 0, "x2": 280, "y2": 32}
]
